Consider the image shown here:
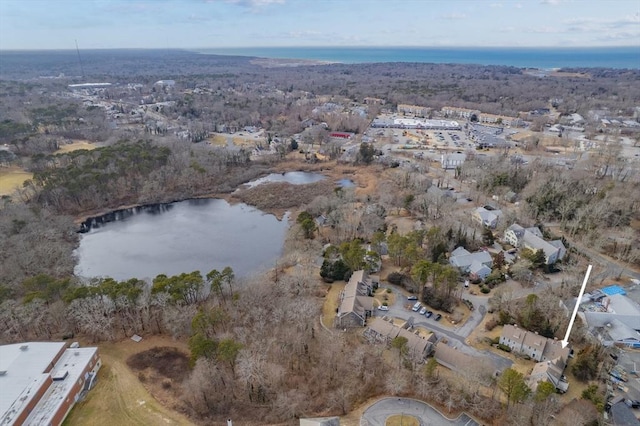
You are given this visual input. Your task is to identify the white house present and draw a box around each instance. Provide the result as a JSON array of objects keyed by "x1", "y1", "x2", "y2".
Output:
[
  {"x1": 504, "y1": 224, "x2": 566, "y2": 265},
  {"x1": 472, "y1": 206, "x2": 503, "y2": 228}
]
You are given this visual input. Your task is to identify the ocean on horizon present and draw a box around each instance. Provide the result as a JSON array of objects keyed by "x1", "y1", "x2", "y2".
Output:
[{"x1": 195, "y1": 46, "x2": 640, "y2": 69}]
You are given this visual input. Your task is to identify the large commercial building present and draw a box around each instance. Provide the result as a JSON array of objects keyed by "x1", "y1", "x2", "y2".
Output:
[{"x1": 0, "y1": 342, "x2": 101, "y2": 426}]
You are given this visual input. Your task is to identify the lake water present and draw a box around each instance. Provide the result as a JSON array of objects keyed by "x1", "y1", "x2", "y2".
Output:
[
  {"x1": 243, "y1": 171, "x2": 325, "y2": 188},
  {"x1": 74, "y1": 198, "x2": 289, "y2": 281}
]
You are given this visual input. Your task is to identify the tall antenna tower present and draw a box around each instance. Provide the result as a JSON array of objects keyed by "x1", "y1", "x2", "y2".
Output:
[{"x1": 75, "y1": 39, "x2": 85, "y2": 77}]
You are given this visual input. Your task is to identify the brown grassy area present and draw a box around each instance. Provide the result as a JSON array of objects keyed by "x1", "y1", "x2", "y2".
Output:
[
  {"x1": 56, "y1": 140, "x2": 97, "y2": 154},
  {"x1": 374, "y1": 286, "x2": 396, "y2": 308},
  {"x1": 233, "y1": 179, "x2": 335, "y2": 211},
  {"x1": 207, "y1": 134, "x2": 228, "y2": 146},
  {"x1": 64, "y1": 336, "x2": 194, "y2": 426},
  {"x1": 0, "y1": 166, "x2": 32, "y2": 196},
  {"x1": 322, "y1": 282, "x2": 345, "y2": 329},
  {"x1": 386, "y1": 414, "x2": 419, "y2": 426}
]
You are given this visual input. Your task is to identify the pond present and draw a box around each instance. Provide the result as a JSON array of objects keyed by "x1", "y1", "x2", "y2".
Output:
[
  {"x1": 243, "y1": 171, "x2": 325, "y2": 188},
  {"x1": 336, "y1": 178, "x2": 356, "y2": 188},
  {"x1": 74, "y1": 198, "x2": 289, "y2": 281}
]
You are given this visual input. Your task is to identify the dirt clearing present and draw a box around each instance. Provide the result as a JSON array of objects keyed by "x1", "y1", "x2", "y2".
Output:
[{"x1": 64, "y1": 336, "x2": 194, "y2": 426}]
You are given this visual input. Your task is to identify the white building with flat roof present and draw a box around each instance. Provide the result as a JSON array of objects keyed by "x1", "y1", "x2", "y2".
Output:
[{"x1": 0, "y1": 342, "x2": 101, "y2": 426}]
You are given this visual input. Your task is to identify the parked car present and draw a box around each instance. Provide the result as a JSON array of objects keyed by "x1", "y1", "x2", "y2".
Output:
[
  {"x1": 412, "y1": 302, "x2": 421, "y2": 312},
  {"x1": 425, "y1": 311, "x2": 433, "y2": 318},
  {"x1": 378, "y1": 305, "x2": 389, "y2": 311},
  {"x1": 407, "y1": 295, "x2": 418, "y2": 301},
  {"x1": 419, "y1": 307, "x2": 427, "y2": 315},
  {"x1": 435, "y1": 314, "x2": 442, "y2": 321}
]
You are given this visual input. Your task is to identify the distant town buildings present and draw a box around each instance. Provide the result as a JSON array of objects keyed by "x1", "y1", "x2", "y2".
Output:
[
  {"x1": 440, "y1": 152, "x2": 466, "y2": 169},
  {"x1": 371, "y1": 117, "x2": 461, "y2": 130},
  {"x1": 397, "y1": 104, "x2": 431, "y2": 117},
  {"x1": 441, "y1": 106, "x2": 524, "y2": 127},
  {"x1": 0, "y1": 342, "x2": 101, "y2": 426}
]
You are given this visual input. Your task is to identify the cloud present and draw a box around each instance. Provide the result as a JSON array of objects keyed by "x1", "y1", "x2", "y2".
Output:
[
  {"x1": 540, "y1": 0, "x2": 561, "y2": 5},
  {"x1": 207, "y1": 0, "x2": 285, "y2": 7},
  {"x1": 442, "y1": 13, "x2": 467, "y2": 20},
  {"x1": 526, "y1": 26, "x2": 561, "y2": 34},
  {"x1": 490, "y1": 2, "x2": 503, "y2": 7}
]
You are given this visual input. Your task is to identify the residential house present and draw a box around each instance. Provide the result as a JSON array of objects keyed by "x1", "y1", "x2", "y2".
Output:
[
  {"x1": 335, "y1": 270, "x2": 374, "y2": 328},
  {"x1": 504, "y1": 224, "x2": 566, "y2": 265},
  {"x1": 527, "y1": 357, "x2": 569, "y2": 393},
  {"x1": 364, "y1": 317, "x2": 437, "y2": 361},
  {"x1": 434, "y1": 342, "x2": 475, "y2": 371},
  {"x1": 500, "y1": 324, "x2": 571, "y2": 392},
  {"x1": 472, "y1": 206, "x2": 503, "y2": 228},
  {"x1": 449, "y1": 247, "x2": 493, "y2": 279}
]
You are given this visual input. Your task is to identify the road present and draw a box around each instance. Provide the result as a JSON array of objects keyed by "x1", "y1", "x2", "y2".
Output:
[
  {"x1": 361, "y1": 397, "x2": 479, "y2": 426},
  {"x1": 380, "y1": 287, "x2": 512, "y2": 372}
]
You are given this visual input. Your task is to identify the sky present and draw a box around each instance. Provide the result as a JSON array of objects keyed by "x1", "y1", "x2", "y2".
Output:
[{"x1": 0, "y1": 0, "x2": 639, "y2": 50}]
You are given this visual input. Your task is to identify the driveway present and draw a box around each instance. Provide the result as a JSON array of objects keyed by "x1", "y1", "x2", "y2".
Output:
[
  {"x1": 361, "y1": 397, "x2": 479, "y2": 426},
  {"x1": 377, "y1": 287, "x2": 512, "y2": 372}
]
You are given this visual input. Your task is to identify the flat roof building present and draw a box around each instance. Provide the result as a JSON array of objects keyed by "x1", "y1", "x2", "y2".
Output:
[{"x1": 0, "y1": 342, "x2": 101, "y2": 426}]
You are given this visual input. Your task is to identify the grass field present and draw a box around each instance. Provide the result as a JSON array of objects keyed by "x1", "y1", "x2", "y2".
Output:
[
  {"x1": 0, "y1": 166, "x2": 32, "y2": 196},
  {"x1": 322, "y1": 282, "x2": 344, "y2": 329},
  {"x1": 56, "y1": 140, "x2": 97, "y2": 154},
  {"x1": 386, "y1": 415, "x2": 419, "y2": 426},
  {"x1": 63, "y1": 336, "x2": 194, "y2": 426}
]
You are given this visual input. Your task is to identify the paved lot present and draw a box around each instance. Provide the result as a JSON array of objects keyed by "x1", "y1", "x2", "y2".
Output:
[
  {"x1": 361, "y1": 397, "x2": 479, "y2": 426},
  {"x1": 377, "y1": 287, "x2": 512, "y2": 372}
]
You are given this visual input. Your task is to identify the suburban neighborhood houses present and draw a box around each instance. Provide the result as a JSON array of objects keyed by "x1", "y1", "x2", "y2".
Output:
[
  {"x1": 335, "y1": 270, "x2": 376, "y2": 328},
  {"x1": 500, "y1": 325, "x2": 571, "y2": 392},
  {"x1": 1, "y1": 45, "x2": 640, "y2": 426},
  {"x1": 504, "y1": 224, "x2": 566, "y2": 265}
]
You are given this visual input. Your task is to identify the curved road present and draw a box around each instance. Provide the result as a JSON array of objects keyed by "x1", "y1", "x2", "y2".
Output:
[{"x1": 361, "y1": 397, "x2": 479, "y2": 426}]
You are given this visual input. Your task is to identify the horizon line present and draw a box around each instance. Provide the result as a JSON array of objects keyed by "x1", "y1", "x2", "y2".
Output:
[{"x1": 1, "y1": 45, "x2": 639, "y2": 53}]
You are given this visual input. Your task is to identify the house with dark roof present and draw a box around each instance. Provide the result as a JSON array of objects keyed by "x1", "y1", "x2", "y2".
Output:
[
  {"x1": 364, "y1": 317, "x2": 436, "y2": 361},
  {"x1": 335, "y1": 270, "x2": 374, "y2": 328}
]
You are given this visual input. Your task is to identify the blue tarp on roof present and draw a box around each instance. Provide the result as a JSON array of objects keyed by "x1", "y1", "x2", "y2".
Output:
[{"x1": 601, "y1": 285, "x2": 626, "y2": 296}]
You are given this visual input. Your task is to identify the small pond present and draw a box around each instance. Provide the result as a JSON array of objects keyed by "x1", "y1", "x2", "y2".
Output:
[
  {"x1": 74, "y1": 198, "x2": 289, "y2": 281},
  {"x1": 243, "y1": 171, "x2": 326, "y2": 188},
  {"x1": 336, "y1": 178, "x2": 356, "y2": 188}
]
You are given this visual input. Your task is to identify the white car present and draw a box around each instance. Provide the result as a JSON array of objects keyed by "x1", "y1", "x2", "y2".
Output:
[
  {"x1": 419, "y1": 307, "x2": 427, "y2": 315},
  {"x1": 378, "y1": 305, "x2": 389, "y2": 311}
]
